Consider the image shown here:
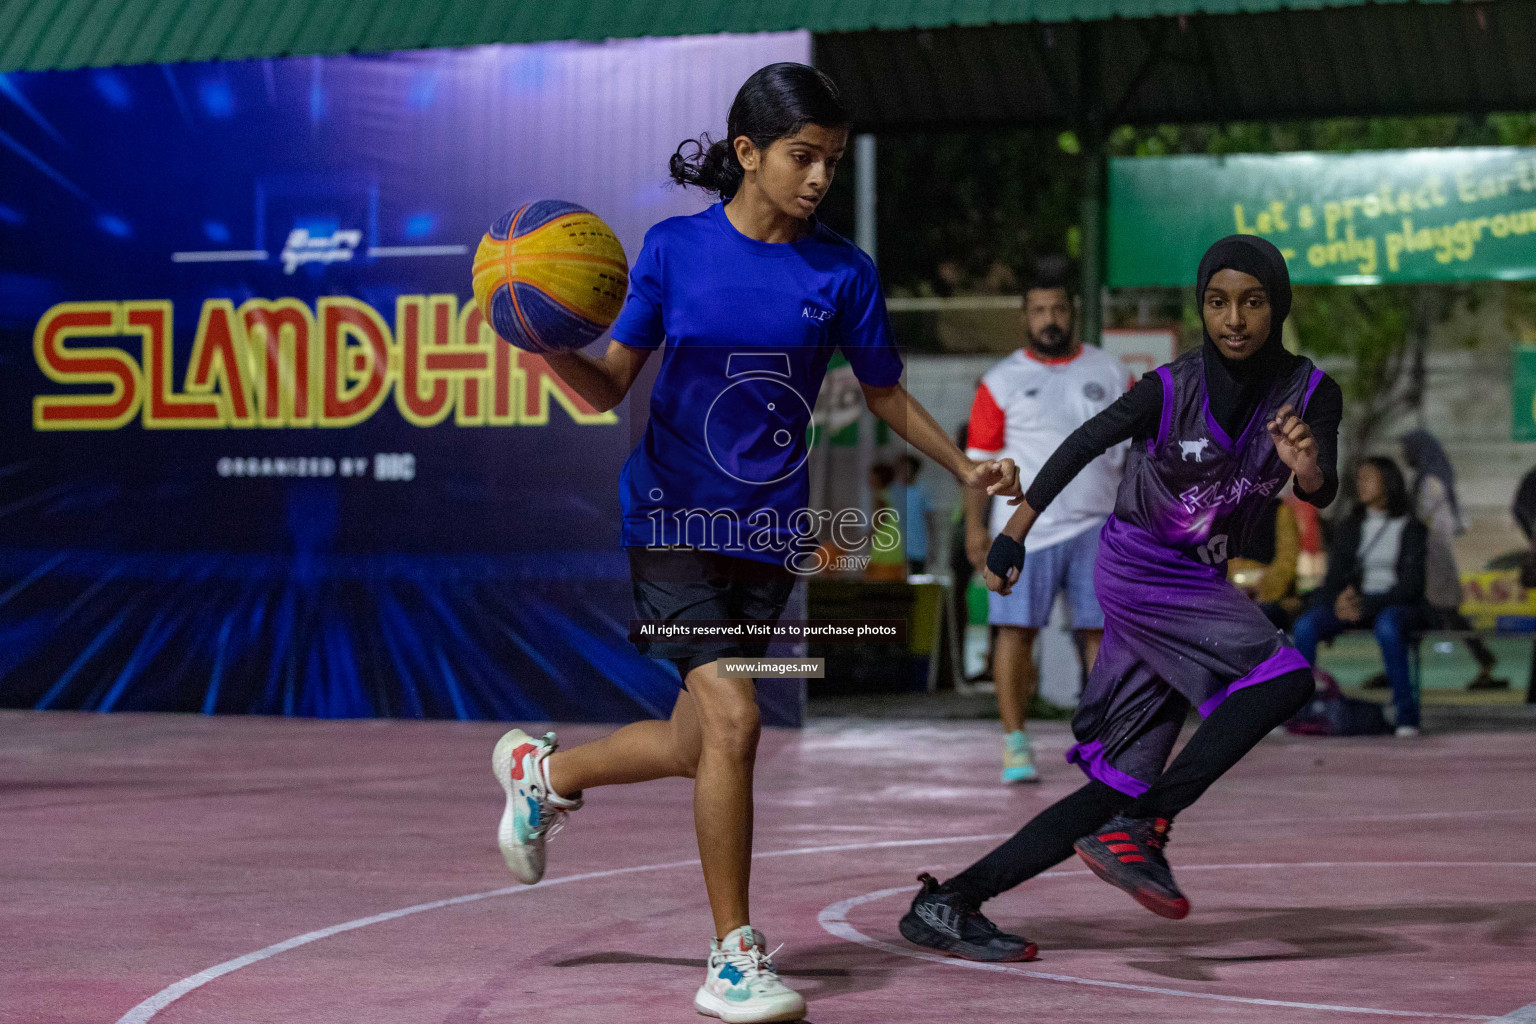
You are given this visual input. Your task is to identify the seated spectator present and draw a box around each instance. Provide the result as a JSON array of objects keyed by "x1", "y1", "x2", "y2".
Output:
[
  {"x1": 1401, "y1": 430, "x2": 1505, "y2": 691},
  {"x1": 1513, "y1": 464, "x2": 1536, "y2": 588},
  {"x1": 1228, "y1": 495, "x2": 1301, "y2": 629},
  {"x1": 892, "y1": 454, "x2": 936, "y2": 577},
  {"x1": 1293, "y1": 456, "x2": 1428, "y2": 737},
  {"x1": 866, "y1": 462, "x2": 907, "y2": 581}
]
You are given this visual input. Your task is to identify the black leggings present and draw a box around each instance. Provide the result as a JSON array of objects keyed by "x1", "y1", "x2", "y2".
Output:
[{"x1": 944, "y1": 669, "x2": 1314, "y2": 908}]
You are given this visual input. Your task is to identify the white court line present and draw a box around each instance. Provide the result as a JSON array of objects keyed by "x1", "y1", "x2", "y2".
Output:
[
  {"x1": 111, "y1": 837, "x2": 1530, "y2": 1024},
  {"x1": 111, "y1": 833, "x2": 1000, "y2": 1024},
  {"x1": 111, "y1": 857, "x2": 699, "y2": 1024},
  {"x1": 771, "y1": 808, "x2": 1536, "y2": 837},
  {"x1": 170, "y1": 250, "x2": 268, "y2": 263},
  {"x1": 819, "y1": 861, "x2": 1536, "y2": 1021},
  {"x1": 368, "y1": 245, "x2": 468, "y2": 257},
  {"x1": 1232, "y1": 808, "x2": 1536, "y2": 826},
  {"x1": 1484, "y1": 1003, "x2": 1536, "y2": 1024}
]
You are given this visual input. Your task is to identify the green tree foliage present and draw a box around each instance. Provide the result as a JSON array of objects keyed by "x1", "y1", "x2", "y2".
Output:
[
  {"x1": 819, "y1": 128, "x2": 1079, "y2": 296},
  {"x1": 1289, "y1": 285, "x2": 1416, "y2": 466},
  {"x1": 1112, "y1": 112, "x2": 1536, "y2": 159}
]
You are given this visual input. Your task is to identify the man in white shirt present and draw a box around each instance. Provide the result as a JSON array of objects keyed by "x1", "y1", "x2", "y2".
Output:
[{"x1": 965, "y1": 269, "x2": 1128, "y2": 783}]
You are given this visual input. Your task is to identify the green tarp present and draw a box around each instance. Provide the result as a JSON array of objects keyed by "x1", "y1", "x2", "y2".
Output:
[{"x1": 0, "y1": 0, "x2": 1457, "y2": 74}]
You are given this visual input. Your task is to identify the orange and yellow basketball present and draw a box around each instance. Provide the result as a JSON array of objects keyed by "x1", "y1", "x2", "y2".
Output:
[{"x1": 471, "y1": 201, "x2": 629, "y2": 353}]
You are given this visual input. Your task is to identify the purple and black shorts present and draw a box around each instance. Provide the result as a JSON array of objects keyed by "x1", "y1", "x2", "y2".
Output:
[{"x1": 1066, "y1": 516, "x2": 1308, "y2": 797}]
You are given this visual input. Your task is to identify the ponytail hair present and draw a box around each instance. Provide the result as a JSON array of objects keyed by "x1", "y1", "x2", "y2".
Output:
[
  {"x1": 670, "y1": 62, "x2": 849, "y2": 200},
  {"x1": 669, "y1": 134, "x2": 744, "y2": 200}
]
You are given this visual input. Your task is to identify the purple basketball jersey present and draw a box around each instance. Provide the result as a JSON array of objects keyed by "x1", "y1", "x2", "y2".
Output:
[
  {"x1": 1116, "y1": 350, "x2": 1324, "y2": 570},
  {"x1": 1064, "y1": 350, "x2": 1324, "y2": 797}
]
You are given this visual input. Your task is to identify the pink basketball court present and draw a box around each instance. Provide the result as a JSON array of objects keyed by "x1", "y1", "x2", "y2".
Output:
[{"x1": 5, "y1": 710, "x2": 1531, "y2": 1024}]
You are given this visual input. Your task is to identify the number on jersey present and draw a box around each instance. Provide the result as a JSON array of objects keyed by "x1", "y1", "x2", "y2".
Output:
[{"x1": 1196, "y1": 534, "x2": 1229, "y2": 566}]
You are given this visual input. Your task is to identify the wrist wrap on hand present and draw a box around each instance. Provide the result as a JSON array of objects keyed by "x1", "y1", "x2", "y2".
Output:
[{"x1": 987, "y1": 535, "x2": 1025, "y2": 579}]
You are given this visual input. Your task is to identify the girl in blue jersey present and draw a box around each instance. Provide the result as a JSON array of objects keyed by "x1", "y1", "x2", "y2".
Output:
[{"x1": 490, "y1": 63, "x2": 1018, "y2": 1023}]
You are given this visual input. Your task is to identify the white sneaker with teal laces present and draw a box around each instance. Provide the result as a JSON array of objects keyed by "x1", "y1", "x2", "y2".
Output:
[
  {"x1": 1002, "y1": 729, "x2": 1038, "y2": 784},
  {"x1": 694, "y1": 926, "x2": 806, "y2": 1023},
  {"x1": 491, "y1": 728, "x2": 581, "y2": 884}
]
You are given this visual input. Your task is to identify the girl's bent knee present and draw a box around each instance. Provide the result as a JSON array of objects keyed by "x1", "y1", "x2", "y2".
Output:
[{"x1": 701, "y1": 710, "x2": 760, "y2": 760}]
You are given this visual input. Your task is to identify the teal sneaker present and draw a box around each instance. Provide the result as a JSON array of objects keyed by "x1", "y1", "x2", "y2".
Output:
[
  {"x1": 1002, "y1": 730, "x2": 1038, "y2": 784},
  {"x1": 492, "y1": 728, "x2": 581, "y2": 884}
]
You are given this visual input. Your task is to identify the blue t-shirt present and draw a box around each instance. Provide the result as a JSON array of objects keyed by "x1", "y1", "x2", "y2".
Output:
[
  {"x1": 889, "y1": 479, "x2": 932, "y2": 561},
  {"x1": 611, "y1": 202, "x2": 903, "y2": 566}
]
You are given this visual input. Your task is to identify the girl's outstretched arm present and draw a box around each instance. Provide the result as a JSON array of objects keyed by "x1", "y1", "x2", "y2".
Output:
[
  {"x1": 984, "y1": 373, "x2": 1163, "y2": 592},
  {"x1": 860, "y1": 381, "x2": 1020, "y2": 499}
]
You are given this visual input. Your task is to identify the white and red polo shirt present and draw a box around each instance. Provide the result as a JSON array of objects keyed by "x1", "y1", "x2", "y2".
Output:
[{"x1": 966, "y1": 345, "x2": 1130, "y2": 550}]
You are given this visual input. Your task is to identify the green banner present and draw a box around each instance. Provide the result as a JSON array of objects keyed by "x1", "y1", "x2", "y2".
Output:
[
  {"x1": 1513, "y1": 348, "x2": 1536, "y2": 442},
  {"x1": 1109, "y1": 148, "x2": 1536, "y2": 288}
]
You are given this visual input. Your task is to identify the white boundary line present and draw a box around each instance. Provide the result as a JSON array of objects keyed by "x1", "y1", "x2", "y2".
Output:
[
  {"x1": 820, "y1": 861, "x2": 1536, "y2": 1022},
  {"x1": 1484, "y1": 1003, "x2": 1536, "y2": 1024},
  {"x1": 111, "y1": 857, "x2": 701, "y2": 1024},
  {"x1": 111, "y1": 834, "x2": 994, "y2": 1024},
  {"x1": 170, "y1": 250, "x2": 268, "y2": 263},
  {"x1": 110, "y1": 837, "x2": 1530, "y2": 1024}
]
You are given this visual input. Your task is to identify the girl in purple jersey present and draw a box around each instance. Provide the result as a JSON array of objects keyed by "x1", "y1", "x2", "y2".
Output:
[{"x1": 898, "y1": 235, "x2": 1342, "y2": 962}]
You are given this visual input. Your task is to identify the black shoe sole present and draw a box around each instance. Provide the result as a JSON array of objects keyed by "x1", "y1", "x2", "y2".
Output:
[
  {"x1": 1073, "y1": 845, "x2": 1191, "y2": 921},
  {"x1": 898, "y1": 911, "x2": 1038, "y2": 963}
]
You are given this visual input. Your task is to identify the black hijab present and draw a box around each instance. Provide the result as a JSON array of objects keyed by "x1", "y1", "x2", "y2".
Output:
[{"x1": 1196, "y1": 234, "x2": 1300, "y2": 440}]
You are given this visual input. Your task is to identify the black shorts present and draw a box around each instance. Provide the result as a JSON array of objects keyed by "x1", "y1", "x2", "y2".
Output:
[{"x1": 628, "y1": 546, "x2": 797, "y2": 681}]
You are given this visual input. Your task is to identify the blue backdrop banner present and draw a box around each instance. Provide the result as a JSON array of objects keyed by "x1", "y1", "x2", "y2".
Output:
[{"x1": 0, "y1": 33, "x2": 811, "y2": 724}]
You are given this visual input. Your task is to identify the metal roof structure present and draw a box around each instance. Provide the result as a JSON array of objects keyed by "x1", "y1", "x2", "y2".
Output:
[
  {"x1": 0, "y1": 0, "x2": 1467, "y2": 75},
  {"x1": 4, "y1": 0, "x2": 1527, "y2": 334},
  {"x1": 820, "y1": 2, "x2": 1536, "y2": 130},
  {"x1": 5, "y1": 1, "x2": 1527, "y2": 130}
]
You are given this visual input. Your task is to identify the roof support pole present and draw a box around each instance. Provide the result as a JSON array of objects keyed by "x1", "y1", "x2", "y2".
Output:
[
  {"x1": 1077, "y1": 23, "x2": 1107, "y2": 347},
  {"x1": 1080, "y1": 126, "x2": 1107, "y2": 346},
  {"x1": 854, "y1": 132, "x2": 878, "y2": 523},
  {"x1": 855, "y1": 132, "x2": 877, "y2": 260}
]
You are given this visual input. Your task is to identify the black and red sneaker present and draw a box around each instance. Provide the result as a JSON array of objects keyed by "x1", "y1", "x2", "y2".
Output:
[
  {"x1": 1073, "y1": 815, "x2": 1190, "y2": 920},
  {"x1": 898, "y1": 874, "x2": 1038, "y2": 962}
]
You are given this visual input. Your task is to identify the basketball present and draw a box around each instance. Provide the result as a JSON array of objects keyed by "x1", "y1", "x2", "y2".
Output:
[{"x1": 471, "y1": 200, "x2": 629, "y2": 353}]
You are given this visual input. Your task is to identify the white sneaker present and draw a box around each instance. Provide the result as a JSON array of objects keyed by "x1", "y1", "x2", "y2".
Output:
[
  {"x1": 491, "y1": 728, "x2": 581, "y2": 884},
  {"x1": 694, "y1": 926, "x2": 806, "y2": 1023},
  {"x1": 1394, "y1": 725, "x2": 1421, "y2": 739}
]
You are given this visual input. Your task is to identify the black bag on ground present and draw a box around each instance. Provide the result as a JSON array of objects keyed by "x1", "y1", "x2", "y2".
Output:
[{"x1": 1284, "y1": 669, "x2": 1392, "y2": 737}]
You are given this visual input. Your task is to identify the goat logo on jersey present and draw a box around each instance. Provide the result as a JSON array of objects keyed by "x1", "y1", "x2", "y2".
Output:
[{"x1": 1179, "y1": 438, "x2": 1211, "y2": 463}]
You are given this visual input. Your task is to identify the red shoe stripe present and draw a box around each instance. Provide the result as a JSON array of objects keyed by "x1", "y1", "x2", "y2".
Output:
[
  {"x1": 1118, "y1": 854, "x2": 1147, "y2": 863},
  {"x1": 1106, "y1": 843, "x2": 1139, "y2": 854},
  {"x1": 1097, "y1": 832, "x2": 1131, "y2": 842},
  {"x1": 510, "y1": 743, "x2": 536, "y2": 781}
]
